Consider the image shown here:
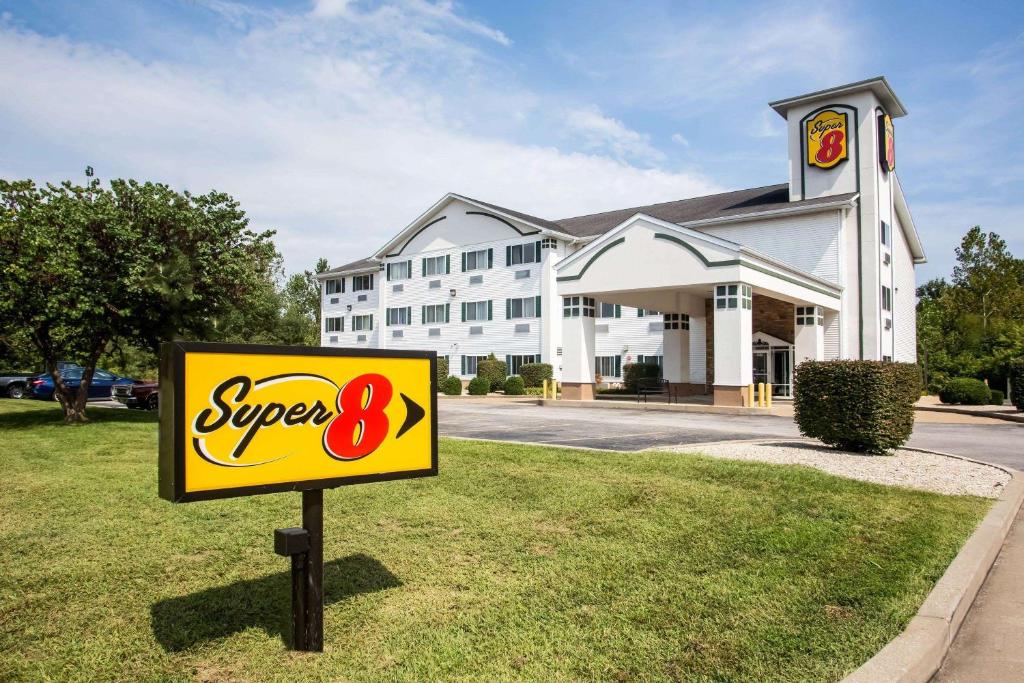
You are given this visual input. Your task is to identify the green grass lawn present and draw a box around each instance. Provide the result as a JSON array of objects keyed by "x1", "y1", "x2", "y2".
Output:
[{"x1": 0, "y1": 400, "x2": 989, "y2": 682}]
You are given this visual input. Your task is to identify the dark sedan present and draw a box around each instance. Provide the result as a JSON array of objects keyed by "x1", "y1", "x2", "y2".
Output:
[
  {"x1": 112, "y1": 380, "x2": 159, "y2": 410},
  {"x1": 28, "y1": 367, "x2": 135, "y2": 401}
]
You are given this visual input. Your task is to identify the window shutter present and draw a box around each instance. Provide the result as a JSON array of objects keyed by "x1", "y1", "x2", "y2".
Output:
[
  {"x1": 461, "y1": 252, "x2": 467, "y2": 272},
  {"x1": 421, "y1": 305, "x2": 426, "y2": 324},
  {"x1": 506, "y1": 298, "x2": 511, "y2": 320},
  {"x1": 406, "y1": 260, "x2": 412, "y2": 278},
  {"x1": 534, "y1": 240, "x2": 541, "y2": 261},
  {"x1": 405, "y1": 307, "x2": 411, "y2": 323},
  {"x1": 369, "y1": 274, "x2": 374, "y2": 290},
  {"x1": 340, "y1": 317, "x2": 344, "y2": 332},
  {"x1": 615, "y1": 304, "x2": 621, "y2": 318},
  {"x1": 445, "y1": 303, "x2": 450, "y2": 323},
  {"x1": 506, "y1": 355, "x2": 511, "y2": 376},
  {"x1": 421, "y1": 258, "x2": 426, "y2": 277},
  {"x1": 386, "y1": 309, "x2": 391, "y2": 326},
  {"x1": 535, "y1": 295, "x2": 541, "y2": 317},
  {"x1": 615, "y1": 355, "x2": 621, "y2": 377},
  {"x1": 506, "y1": 245, "x2": 511, "y2": 266},
  {"x1": 386, "y1": 263, "x2": 391, "y2": 281},
  {"x1": 487, "y1": 248, "x2": 493, "y2": 269},
  {"x1": 461, "y1": 355, "x2": 466, "y2": 375},
  {"x1": 341, "y1": 278, "x2": 345, "y2": 293},
  {"x1": 445, "y1": 254, "x2": 450, "y2": 274},
  {"x1": 487, "y1": 300, "x2": 493, "y2": 320},
  {"x1": 369, "y1": 314, "x2": 373, "y2": 330},
  {"x1": 461, "y1": 302, "x2": 466, "y2": 322}
]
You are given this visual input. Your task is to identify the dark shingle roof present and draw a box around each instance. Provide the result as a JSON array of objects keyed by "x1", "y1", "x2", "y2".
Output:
[
  {"x1": 552, "y1": 184, "x2": 857, "y2": 238},
  {"x1": 454, "y1": 194, "x2": 568, "y2": 234},
  {"x1": 321, "y1": 257, "x2": 378, "y2": 276}
]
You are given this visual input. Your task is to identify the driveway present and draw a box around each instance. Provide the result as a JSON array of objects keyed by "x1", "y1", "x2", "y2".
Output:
[{"x1": 438, "y1": 401, "x2": 1024, "y2": 469}]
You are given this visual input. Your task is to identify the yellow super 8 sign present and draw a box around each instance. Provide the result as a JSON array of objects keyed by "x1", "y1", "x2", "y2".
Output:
[
  {"x1": 806, "y1": 109, "x2": 849, "y2": 169},
  {"x1": 158, "y1": 342, "x2": 437, "y2": 502}
]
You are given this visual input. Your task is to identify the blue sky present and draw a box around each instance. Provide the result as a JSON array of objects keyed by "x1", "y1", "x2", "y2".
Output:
[{"x1": 1, "y1": 0, "x2": 1022, "y2": 282}]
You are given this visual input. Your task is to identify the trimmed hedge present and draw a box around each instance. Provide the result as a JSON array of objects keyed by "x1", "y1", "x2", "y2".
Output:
[
  {"x1": 1011, "y1": 359, "x2": 1024, "y2": 412},
  {"x1": 440, "y1": 375, "x2": 463, "y2": 396},
  {"x1": 519, "y1": 363, "x2": 553, "y2": 388},
  {"x1": 467, "y1": 376, "x2": 490, "y2": 395},
  {"x1": 476, "y1": 356, "x2": 508, "y2": 391},
  {"x1": 990, "y1": 389, "x2": 1005, "y2": 406},
  {"x1": 436, "y1": 357, "x2": 449, "y2": 387},
  {"x1": 623, "y1": 363, "x2": 661, "y2": 392},
  {"x1": 503, "y1": 376, "x2": 525, "y2": 395},
  {"x1": 793, "y1": 360, "x2": 919, "y2": 454},
  {"x1": 939, "y1": 378, "x2": 991, "y2": 406}
]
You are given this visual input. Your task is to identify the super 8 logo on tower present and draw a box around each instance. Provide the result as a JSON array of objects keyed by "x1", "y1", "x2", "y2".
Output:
[
  {"x1": 806, "y1": 110, "x2": 849, "y2": 169},
  {"x1": 158, "y1": 342, "x2": 437, "y2": 502}
]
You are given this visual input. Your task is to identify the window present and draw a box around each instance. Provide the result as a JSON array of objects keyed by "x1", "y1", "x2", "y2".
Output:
[
  {"x1": 715, "y1": 284, "x2": 751, "y2": 310},
  {"x1": 881, "y1": 285, "x2": 892, "y2": 312},
  {"x1": 386, "y1": 307, "x2": 411, "y2": 326},
  {"x1": 506, "y1": 241, "x2": 540, "y2": 266},
  {"x1": 882, "y1": 355, "x2": 893, "y2": 362},
  {"x1": 461, "y1": 300, "x2": 491, "y2": 322},
  {"x1": 325, "y1": 278, "x2": 344, "y2": 295},
  {"x1": 506, "y1": 296, "x2": 541, "y2": 319},
  {"x1": 598, "y1": 302, "x2": 621, "y2": 318},
  {"x1": 353, "y1": 274, "x2": 374, "y2": 291},
  {"x1": 637, "y1": 308, "x2": 659, "y2": 317},
  {"x1": 596, "y1": 355, "x2": 621, "y2": 378},
  {"x1": 462, "y1": 355, "x2": 488, "y2": 375},
  {"x1": 563, "y1": 296, "x2": 595, "y2": 318},
  {"x1": 880, "y1": 220, "x2": 891, "y2": 247},
  {"x1": 352, "y1": 314, "x2": 373, "y2": 331},
  {"x1": 636, "y1": 354, "x2": 662, "y2": 367},
  {"x1": 663, "y1": 313, "x2": 689, "y2": 330},
  {"x1": 94, "y1": 370, "x2": 115, "y2": 381},
  {"x1": 461, "y1": 248, "x2": 493, "y2": 272},
  {"x1": 325, "y1": 316, "x2": 343, "y2": 332},
  {"x1": 422, "y1": 254, "x2": 449, "y2": 276},
  {"x1": 422, "y1": 304, "x2": 449, "y2": 324},
  {"x1": 796, "y1": 306, "x2": 823, "y2": 326},
  {"x1": 386, "y1": 260, "x2": 412, "y2": 281},
  {"x1": 541, "y1": 237, "x2": 557, "y2": 250},
  {"x1": 507, "y1": 354, "x2": 541, "y2": 376}
]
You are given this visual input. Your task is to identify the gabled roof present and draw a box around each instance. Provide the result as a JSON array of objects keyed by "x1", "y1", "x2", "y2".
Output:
[
  {"x1": 769, "y1": 76, "x2": 907, "y2": 118},
  {"x1": 319, "y1": 257, "x2": 378, "y2": 277},
  {"x1": 551, "y1": 184, "x2": 857, "y2": 238}
]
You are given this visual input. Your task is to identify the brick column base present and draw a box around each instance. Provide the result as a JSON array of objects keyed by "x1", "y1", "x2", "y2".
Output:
[
  {"x1": 713, "y1": 385, "x2": 748, "y2": 406},
  {"x1": 561, "y1": 382, "x2": 595, "y2": 401}
]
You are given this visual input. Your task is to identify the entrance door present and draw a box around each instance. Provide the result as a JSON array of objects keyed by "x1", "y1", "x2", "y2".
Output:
[
  {"x1": 752, "y1": 350, "x2": 769, "y2": 387},
  {"x1": 771, "y1": 348, "x2": 791, "y2": 397}
]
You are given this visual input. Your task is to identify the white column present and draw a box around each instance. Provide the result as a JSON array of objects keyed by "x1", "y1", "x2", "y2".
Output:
[
  {"x1": 377, "y1": 265, "x2": 388, "y2": 349},
  {"x1": 540, "y1": 242, "x2": 561, "y2": 375},
  {"x1": 794, "y1": 305, "x2": 825, "y2": 364},
  {"x1": 561, "y1": 296, "x2": 596, "y2": 399},
  {"x1": 712, "y1": 283, "x2": 752, "y2": 404}
]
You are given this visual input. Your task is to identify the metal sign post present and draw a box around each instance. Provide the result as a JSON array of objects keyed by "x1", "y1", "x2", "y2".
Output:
[{"x1": 159, "y1": 341, "x2": 437, "y2": 652}]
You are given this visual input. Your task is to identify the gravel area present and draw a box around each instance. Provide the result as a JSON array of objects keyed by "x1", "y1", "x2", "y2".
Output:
[{"x1": 662, "y1": 440, "x2": 1010, "y2": 498}]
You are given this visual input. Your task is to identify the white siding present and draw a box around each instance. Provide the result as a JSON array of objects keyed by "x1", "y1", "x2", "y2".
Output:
[
  {"x1": 594, "y1": 306, "x2": 664, "y2": 379},
  {"x1": 698, "y1": 210, "x2": 842, "y2": 285},
  {"x1": 320, "y1": 270, "x2": 380, "y2": 348},
  {"x1": 893, "y1": 214, "x2": 917, "y2": 362}
]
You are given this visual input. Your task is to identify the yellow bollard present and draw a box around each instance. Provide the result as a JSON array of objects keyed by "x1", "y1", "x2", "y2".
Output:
[
  {"x1": 757, "y1": 382, "x2": 765, "y2": 408},
  {"x1": 747, "y1": 383, "x2": 754, "y2": 407},
  {"x1": 766, "y1": 384, "x2": 773, "y2": 409}
]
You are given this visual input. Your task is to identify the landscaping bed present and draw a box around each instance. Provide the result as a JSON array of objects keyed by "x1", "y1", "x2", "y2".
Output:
[{"x1": 0, "y1": 401, "x2": 990, "y2": 681}]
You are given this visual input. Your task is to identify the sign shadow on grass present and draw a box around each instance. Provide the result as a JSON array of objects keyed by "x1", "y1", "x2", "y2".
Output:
[{"x1": 150, "y1": 553, "x2": 401, "y2": 651}]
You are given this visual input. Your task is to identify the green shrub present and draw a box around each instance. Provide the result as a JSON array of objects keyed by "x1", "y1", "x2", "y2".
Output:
[
  {"x1": 503, "y1": 375, "x2": 525, "y2": 395},
  {"x1": 467, "y1": 376, "x2": 490, "y2": 395},
  {"x1": 440, "y1": 375, "x2": 463, "y2": 396},
  {"x1": 939, "y1": 378, "x2": 991, "y2": 406},
  {"x1": 990, "y1": 389, "x2": 1005, "y2": 405},
  {"x1": 793, "y1": 360, "x2": 919, "y2": 454},
  {"x1": 524, "y1": 386, "x2": 545, "y2": 396},
  {"x1": 436, "y1": 357, "x2": 449, "y2": 387},
  {"x1": 1011, "y1": 360, "x2": 1024, "y2": 412},
  {"x1": 519, "y1": 363, "x2": 553, "y2": 388},
  {"x1": 622, "y1": 363, "x2": 661, "y2": 392},
  {"x1": 476, "y1": 355, "x2": 507, "y2": 391}
]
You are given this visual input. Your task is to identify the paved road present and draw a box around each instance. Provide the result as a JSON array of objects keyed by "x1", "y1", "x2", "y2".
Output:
[{"x1": 438, "y1": 401, "x2": 1024, "y2": 469}]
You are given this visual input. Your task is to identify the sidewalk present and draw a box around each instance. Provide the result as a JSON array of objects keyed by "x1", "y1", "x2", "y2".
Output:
[{"x1": 934, "y1": 505, "x2": 1024, "y2": 682}]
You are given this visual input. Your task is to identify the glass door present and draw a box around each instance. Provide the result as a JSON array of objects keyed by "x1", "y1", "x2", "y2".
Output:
[
  {"x1": 771, "y1": 347, "x2": 791, "y2": 397},
  {"x1": 752, "y1": 350, "x2": 769, "y2": 387}
]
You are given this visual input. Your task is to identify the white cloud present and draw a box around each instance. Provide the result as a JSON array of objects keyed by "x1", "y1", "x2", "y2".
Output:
[
  {"x1": 564, "y1": 105, "x2": 665, "y2": 164},
  {"x1": 0, "y1": 6, "x2": 717, "y2": 273},
  {"x1": 670, "y1": 133, "x2": 689, "y2": 147}
]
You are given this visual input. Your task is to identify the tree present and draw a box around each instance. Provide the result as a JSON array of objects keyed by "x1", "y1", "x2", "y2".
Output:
[
  {"x1": 0, "y1": 177, "x2": 277, "y2": 423},
  {"x1": 277, "y1": 258, "x2": 329, "y2": 346},
  {"x1": 951, "y1": 227, "x2": 1024, "y2": 335}
]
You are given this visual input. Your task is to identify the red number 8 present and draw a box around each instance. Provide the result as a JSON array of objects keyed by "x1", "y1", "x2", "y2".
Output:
[
  {"x1": 816, "y1": 130, "x2": 844, "y2": 164},
  {"x1": 323, "y1": 373, "x2": 393, "y2": 460}
]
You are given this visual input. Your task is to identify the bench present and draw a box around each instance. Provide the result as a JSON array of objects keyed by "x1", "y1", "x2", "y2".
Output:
[{"x1": 636, "y1": 377, "x2": 673, "y2": 404}]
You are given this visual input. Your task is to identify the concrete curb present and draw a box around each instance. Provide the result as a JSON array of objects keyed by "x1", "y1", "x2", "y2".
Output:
[
  {"x1": 539, "y1": 398, "x2": 788, "y2": 417},
  {"x1": 843, "y1": 471, "x2": 1024, "y2": 683},
  {"x1": 915, "y1": 405, "x2": 1024, "y2": 424}
]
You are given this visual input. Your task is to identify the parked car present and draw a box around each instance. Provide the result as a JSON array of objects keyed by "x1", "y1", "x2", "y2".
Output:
[
  {"x1": 112, "y1": 380, "x2": 159, "y2": 410},
  {"x1": 28, "y1": 366, "x2": 135, "y2": 401},
  {"x1": 0, "y1": 371, "x2": 36, "y2": 399}
]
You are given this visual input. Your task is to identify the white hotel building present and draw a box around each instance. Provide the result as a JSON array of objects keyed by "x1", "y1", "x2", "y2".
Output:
[{"x1": 319, "y1": 78, "x2": 925, "y2": 406}]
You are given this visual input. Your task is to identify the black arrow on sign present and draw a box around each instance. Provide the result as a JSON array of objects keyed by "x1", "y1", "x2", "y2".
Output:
[{"x1": 396, "y1": 393, "x2": 425, "y2": 439}]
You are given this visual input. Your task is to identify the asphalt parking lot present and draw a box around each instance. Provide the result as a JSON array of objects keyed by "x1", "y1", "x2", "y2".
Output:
[{"x1": 438, "y1": 400, "x2": 1024, "y2": 469}]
